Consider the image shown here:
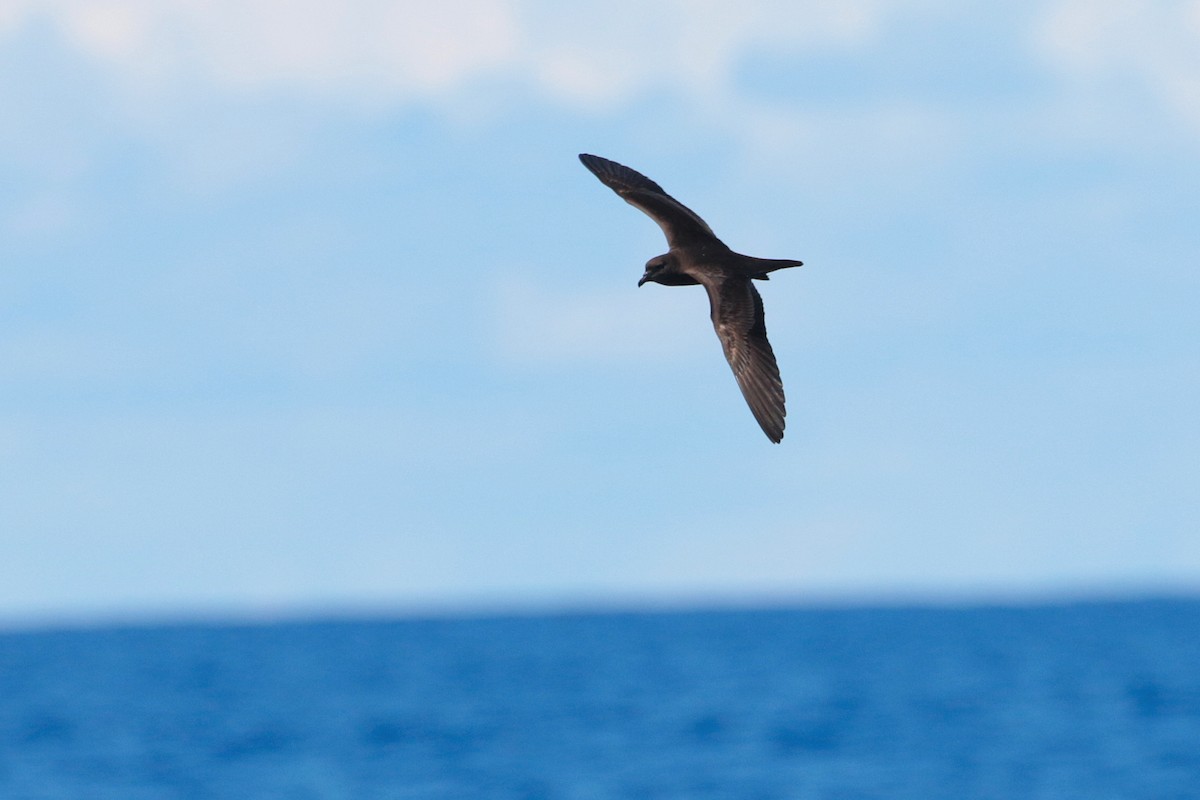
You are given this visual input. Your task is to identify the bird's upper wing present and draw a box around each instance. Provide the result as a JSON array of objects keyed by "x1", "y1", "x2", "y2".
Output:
[
  {"x1": 703, "y1": 276, "x2": 786, "y2": 443},
  {"x1": 579, "y1": 154, "x2": 717, "y2": 247}
]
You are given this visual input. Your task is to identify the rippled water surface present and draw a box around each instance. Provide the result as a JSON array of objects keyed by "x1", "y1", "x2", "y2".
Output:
[{"x1": 2, "y1": 600, "x2": 1199, "y2": 798}]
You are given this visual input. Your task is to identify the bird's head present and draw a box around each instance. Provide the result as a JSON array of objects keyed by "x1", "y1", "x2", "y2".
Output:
[{"x1": 638, "y1": 253, "x2": 674, "y2": 287}]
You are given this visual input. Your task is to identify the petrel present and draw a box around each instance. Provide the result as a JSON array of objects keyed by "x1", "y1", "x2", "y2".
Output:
[{"x1": 579, "y1": 153, "x2": 802, "y2": 443}]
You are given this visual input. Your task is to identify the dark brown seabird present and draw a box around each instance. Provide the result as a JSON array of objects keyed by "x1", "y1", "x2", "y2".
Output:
[{"x1": 579, "y1": 153, "x2": 802, "y2": 443}]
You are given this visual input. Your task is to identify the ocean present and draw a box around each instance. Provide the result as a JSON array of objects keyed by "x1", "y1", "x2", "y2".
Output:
[{"x1": 1, "y1": 599, "x2": 1198, "y2": 799}]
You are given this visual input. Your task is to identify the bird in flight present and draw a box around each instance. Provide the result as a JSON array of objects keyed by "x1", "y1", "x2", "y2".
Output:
[{"x1": 579, "y1": 153, "x2": 802, "y2": 443}]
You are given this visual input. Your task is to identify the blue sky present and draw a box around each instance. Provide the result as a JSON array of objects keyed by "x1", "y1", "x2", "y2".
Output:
[{"x1": 2, "y1": 1, "x2": 1198, "y2": 626}]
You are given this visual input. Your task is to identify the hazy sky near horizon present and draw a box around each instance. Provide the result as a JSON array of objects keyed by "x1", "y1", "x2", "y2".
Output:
[{"x1": 2, "y1": 0, "x2": 1199, "y2": 624}]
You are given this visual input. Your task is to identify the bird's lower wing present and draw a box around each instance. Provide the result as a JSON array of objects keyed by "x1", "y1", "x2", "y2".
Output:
[{"x1": 705, "y1": 278, "x2": 786, "y2": 443}]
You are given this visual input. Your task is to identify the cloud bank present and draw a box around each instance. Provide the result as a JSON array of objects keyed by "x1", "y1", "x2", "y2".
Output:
[
  {"x1": 1035, "y1": 0, "x2": 1200, "y2": 133},
  {"x1": 3, "y1": 0, "x2": 894, "y2": 108}
]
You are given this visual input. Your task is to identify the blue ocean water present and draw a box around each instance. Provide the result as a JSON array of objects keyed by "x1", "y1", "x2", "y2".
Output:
[{"x1": 1, "y1": 600, "x2": 1199, "y2": 799}]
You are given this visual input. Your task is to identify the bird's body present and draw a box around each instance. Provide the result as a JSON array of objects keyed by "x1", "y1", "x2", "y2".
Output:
[{"x1": 578, "y1": 153, "x2": 801, "y2": 443}]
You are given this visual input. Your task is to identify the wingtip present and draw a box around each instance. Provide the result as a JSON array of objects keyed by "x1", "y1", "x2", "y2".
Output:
[{"x1": 578, "y1": 153, "x2": 603, "y2": 175}]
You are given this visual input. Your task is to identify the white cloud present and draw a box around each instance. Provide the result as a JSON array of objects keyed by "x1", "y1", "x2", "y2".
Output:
[
  {"x1": 8, "y1": 0, "x2": 1198, "y2": 199},
  {"x1": 3, "y1": 0, "x2": 887, "y2": 108},
  {"x1": 3, "y1": 190, "x2": 75, "y2": 236},
  {"x1": 1035, "y1": 0, "x2": 1200, "y2": 133},
  {"x1": 6, "y1": 0, "x2": 522, "y2": 100},
  {"x1": 518, "y1": 0, "x2": 886, "y2": 110},
  {"x1": 492, "y1": 276, "x2": 710, "y2": 365},
  {"x1": 11, "y1": 0, "x2": 1124, "y2": 180}
]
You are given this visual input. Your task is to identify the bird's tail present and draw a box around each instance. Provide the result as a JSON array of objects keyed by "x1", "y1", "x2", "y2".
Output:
[{"x1": 738, "y1": 256, "x2": 803, "y2": 280}]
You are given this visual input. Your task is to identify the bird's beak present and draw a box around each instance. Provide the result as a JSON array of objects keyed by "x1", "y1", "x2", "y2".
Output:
[{"x1": 637, "y1": 275, "x2": 648, "y2": 287}]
